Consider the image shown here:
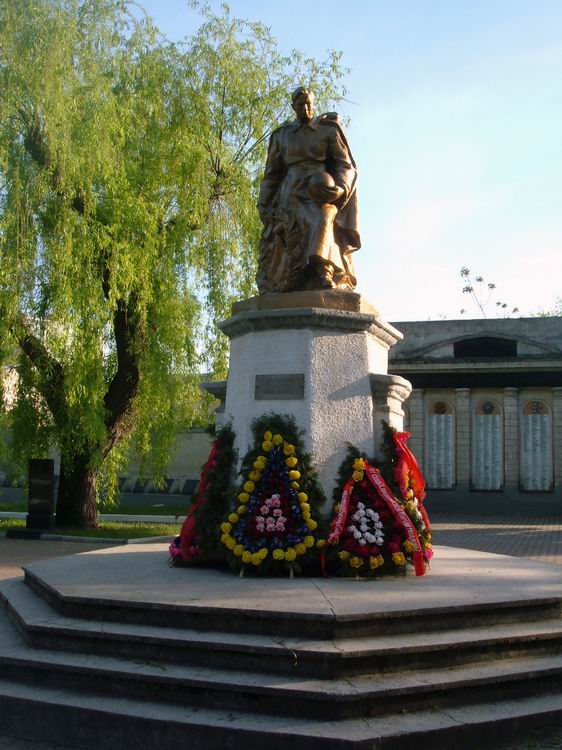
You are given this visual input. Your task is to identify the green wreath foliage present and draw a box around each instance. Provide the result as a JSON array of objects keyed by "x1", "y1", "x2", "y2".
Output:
[{"x1": 193, "y1": 423, "x2": 237, "y2": 560}]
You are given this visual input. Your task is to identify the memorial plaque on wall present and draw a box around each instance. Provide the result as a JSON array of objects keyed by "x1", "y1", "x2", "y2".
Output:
[
  {"x1": 255, "y1": 374, "x2": 305, "y2": 400},
  {"x1": 472, "y1": 400, "x2": 503, "y2": 490},
  {"x1": 521, "y1": 401, "x2": 552, "y2": 491},
  {"x1": 426, "y1": 402, "x2": 455, "y2": 489}
]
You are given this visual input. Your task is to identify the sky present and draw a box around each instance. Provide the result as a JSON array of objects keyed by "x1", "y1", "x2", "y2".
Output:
[{"x1": 140, "y1": 0, "x2": 562, "y2": 322}]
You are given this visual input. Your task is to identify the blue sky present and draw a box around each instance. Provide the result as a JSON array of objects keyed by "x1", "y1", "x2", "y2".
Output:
[{"x1": 141, "y1": 0, "x2": 562, "y2": 321}]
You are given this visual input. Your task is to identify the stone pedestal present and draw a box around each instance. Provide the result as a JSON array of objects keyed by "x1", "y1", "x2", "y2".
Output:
[{"x1": 205, "y1": 291, "x2": 411, "y2": 499}]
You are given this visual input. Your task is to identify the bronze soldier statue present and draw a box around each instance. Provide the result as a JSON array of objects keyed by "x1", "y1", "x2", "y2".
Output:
[{"x1": 256, "y1": 86, "x2": 360, "y2": 293}]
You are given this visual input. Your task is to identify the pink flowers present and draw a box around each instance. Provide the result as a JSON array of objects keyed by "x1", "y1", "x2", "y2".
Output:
[{"x1": 255, "y1": 494, "x2": 286, "y2": 533}]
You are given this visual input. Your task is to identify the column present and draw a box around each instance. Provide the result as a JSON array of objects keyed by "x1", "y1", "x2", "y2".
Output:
[
  {"x1": 370, "y1": 374, "x2": 412, "y2": 460},
  {"x1": 408, "y1": 389, "x2": 424, "y2": 467},
  {"x1": 553, "y1": 388, "x2": 562, "y2": 495},
  {"x1": 503, "y1": 388, "x2": 519, "y2": 489},
  {"x1": 455, "y1": 388, "x2": 471, "y2": 487},
  {"x1": 200, "y1": 380, "x2": 227, "y2": 430}
]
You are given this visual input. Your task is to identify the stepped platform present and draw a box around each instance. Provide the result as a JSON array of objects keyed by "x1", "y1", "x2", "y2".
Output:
[{"x1": 1, "y1": 544, "x2": 562, "y2": 748}]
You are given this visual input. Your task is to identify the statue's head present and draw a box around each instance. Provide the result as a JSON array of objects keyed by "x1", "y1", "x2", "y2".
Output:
[{"x1": 291, "y1": 86, "x2": 314, "y2": 122}]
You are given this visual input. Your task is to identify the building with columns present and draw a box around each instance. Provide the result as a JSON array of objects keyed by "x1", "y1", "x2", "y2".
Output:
[{"x1": 389, "y1": 316, "x2": 562, "y2": 513}]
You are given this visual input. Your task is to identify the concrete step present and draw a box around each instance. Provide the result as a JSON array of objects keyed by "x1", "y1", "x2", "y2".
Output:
[
  {"x1": 3, "y1": 545, "x2": 562, "y2": 747},
  {"x1": 4, "y1": 579, "x2": 562, "y2": 722},
  {"x1": 1, "y1": 671, "x2": 562, "y2": 749},
  {"x1": 4, "y1": 578, "x2": 562, "y2": 682},
  {"x1": 4, "y1": 599, "x2": 562, "y2": 721},
  {"x1": 23, "y1": 563, "x2": 562, "y2": 641},
  {"x1": 22, "y1": 544, "x2": 562, "y2": 640}
]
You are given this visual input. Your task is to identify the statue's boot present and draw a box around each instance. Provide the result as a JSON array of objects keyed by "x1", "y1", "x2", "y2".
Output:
[{"x1": 308, "y1": 257, "x2": 335, "y2": 289}]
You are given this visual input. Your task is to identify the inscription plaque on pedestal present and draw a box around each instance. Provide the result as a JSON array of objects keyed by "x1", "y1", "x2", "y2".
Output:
[
  {"x1": 521, "y1": 401, "x2": 552, "y2": 491},
  {"x1": 255, "y1": 374, "x2": 305, "y2": 401},
  {"x1": 472, "y1": 401, "x2": 503, "y2": 490},
  {"x1": 426, "y1": 408, "x2": 455, "y2": 489}
]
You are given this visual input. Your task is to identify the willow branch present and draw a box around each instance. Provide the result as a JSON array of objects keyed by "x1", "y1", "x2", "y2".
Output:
[{"x1": 16, "y1": 322, "x2": 68, "y2": 431}]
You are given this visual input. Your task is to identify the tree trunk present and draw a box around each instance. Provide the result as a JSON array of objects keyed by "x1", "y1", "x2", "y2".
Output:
[{"x1": 56, "y1": 452, "x2": 99, "y2": 528}]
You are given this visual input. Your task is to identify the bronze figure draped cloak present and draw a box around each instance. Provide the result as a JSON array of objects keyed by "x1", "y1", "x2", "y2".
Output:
[{"x1": 256, "y1": 87, "x2": 361, "y2": 294}]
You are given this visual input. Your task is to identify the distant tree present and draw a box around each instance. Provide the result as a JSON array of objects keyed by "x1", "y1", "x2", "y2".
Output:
[
  {"x1": 0, "y1": 0, "x2": 347, "y2": 527},
  {"x1": 532, "y1": 297, "x2": 562, "y2": 317},
  {"x1": 459, "y1": 267, "x2": 519, "y2": 319}
]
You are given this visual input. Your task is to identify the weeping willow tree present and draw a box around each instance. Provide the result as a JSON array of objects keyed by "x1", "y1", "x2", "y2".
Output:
[{"x1": 0, "y1": 0, "x2": 347, "y2": 527}]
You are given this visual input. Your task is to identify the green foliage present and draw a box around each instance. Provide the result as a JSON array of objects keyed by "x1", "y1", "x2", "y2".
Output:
[
  {"x1": 532, "y1": 296, "x2": 562, "y2": 317},
  {"x1": 328, "y1": 423, "x2": 401, "y2": 506},
  {"x1": 379, "y1": 421, "x2": 400, "y2": 486},
  {"x1": 331, "y1": 443, "x2": 363, "y2": 504},
  {"x1": 0, "y1": 519, "x2": 180, "y2": 538},
  {"x1": 192, "y1": 422, "x2": 236, "y2": 559},
  {"x1": 0, "y1": 0, "x2": 347, "y2": 510}
]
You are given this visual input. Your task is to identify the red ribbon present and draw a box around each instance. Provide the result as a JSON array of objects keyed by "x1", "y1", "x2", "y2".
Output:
[
  {"x1": 392, "y1": 431, "x2": 430, "y2": 531},
  {"x1": 364, "y1": 463, "x2": 426, "y2": 577},
  {"x1": 327, "y1": 477, "x2": 354, "y2": 546},
  {"x1": 180, "y1": 440, "x2": 220, "y2": 560},
  {"x1": 321, "y1": 476, "x2": 354, "y2": 576}
]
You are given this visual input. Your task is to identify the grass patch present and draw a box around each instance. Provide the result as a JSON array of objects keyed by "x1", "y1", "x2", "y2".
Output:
[
  {"x1": 0, "y1": 519, "x2": 181, "y2": 538},
  {"x1": 0, "y1": 519, "x2": 25, "y2": 529}
]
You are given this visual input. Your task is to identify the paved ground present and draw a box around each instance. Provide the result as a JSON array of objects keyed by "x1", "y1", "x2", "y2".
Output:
[
  {"x1": 0, "y1": 538, "x2": 118, "y2": 581},
  {"x1": 432, "y1": 513, "x2": 562, "y2": 565},
  {"x1": 2, "y1": 513, "x2": 562, "y2": 749}
]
